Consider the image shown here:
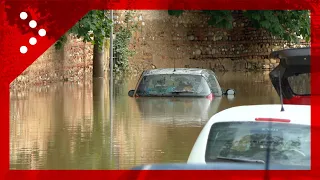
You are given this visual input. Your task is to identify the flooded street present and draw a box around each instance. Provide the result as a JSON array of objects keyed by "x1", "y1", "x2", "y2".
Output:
[{"x1": 10, "y1": 71, "x2": 280, "y2": 170}]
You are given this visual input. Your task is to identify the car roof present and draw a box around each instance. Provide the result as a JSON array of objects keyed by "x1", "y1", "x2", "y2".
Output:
[
  {"x1": 206, "y1": 104, "x2": 310, "y2": 126},
  {"x1": 143, "y1": 68, "x2": 209, "y2": 76}
]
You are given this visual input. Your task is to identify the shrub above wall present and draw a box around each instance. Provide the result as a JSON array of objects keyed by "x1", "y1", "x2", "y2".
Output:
[{"x1": 124, "y1": 10, "x2": 310, "y2": 72}]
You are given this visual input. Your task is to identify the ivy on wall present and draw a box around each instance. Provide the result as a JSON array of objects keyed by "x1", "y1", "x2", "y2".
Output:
[
  {"x1": 113, "y1": 11, "x2": 138, "y2": 75},
  {"x1": 54, "y1": 10, "x2": 138, "y2": 75}
]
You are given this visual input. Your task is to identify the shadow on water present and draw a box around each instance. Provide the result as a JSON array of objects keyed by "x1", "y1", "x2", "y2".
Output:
[{"x1": 10, "y1": 71, "x2": 281, "y2": 170}]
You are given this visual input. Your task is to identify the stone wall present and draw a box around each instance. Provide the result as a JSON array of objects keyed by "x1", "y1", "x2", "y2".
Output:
[
  {"x1": 10, "y1": 10, "x2": 310, "y2": 89},
  {"x1": 10, "y1": 35, "x2": 110, "y2": 90},
  {"x1": 121, "y1": 10, "x2": 309, "y2": 73}
]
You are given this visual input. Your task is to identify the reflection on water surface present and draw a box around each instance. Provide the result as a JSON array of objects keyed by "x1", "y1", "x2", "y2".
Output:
[{"x1": 10, "y1": 72, "x2": 280, "y2": 169}]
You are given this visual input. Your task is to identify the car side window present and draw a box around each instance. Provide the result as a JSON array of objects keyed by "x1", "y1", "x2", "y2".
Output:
[
  {"x1": 136, "y1": 76, "x2": 152, "y2": 94},
  {"x1": 206, "y1": 73, "x2": 222, "y2": 96}
]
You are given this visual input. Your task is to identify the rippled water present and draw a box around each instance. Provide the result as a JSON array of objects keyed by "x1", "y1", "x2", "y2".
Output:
[{"x1": 10, "y1": 71, "x2": 280, "y2": 170}]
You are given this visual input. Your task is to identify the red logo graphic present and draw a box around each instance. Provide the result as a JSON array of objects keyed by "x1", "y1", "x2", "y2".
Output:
[{"x1": 19, "y1": 11, "x2": 47, "y2": 54}]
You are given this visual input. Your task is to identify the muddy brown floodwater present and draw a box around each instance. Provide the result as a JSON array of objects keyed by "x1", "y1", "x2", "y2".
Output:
[{"x1": 10, "y1": 71, "x2": 281, "y2": 170}]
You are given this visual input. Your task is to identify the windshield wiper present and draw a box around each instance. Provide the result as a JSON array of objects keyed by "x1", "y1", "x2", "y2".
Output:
[{"x1": 214, "y1": 156, "x2": 265, "y2": 164}]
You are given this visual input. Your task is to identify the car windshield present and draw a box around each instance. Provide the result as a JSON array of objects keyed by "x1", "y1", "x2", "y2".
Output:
[
  {"x1": 135, "y1": 74, "x2": 215, "y2": 97},
  {"x1": 205, "y1": 122, "x2": 310, "y2": 166}
]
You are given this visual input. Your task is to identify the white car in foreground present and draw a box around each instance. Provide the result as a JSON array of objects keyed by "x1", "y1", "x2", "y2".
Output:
[{"x1": 187, "y1": 104, "x2": 310, "y2": 167}]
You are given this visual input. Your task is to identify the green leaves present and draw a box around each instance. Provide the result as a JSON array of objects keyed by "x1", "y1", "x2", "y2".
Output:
[
  {"x1": 238, "y1": 10, "x2": 310, "y2": 43},
  {"x1": 251, "y1": 13, "x2": 261, "y2": 21},
  {"x1": 54, "y1": 10, "x2": 112, "y2": 50},
  {"x1": 168, "y1": 10, "x2": 310, "y2": 43},
  {"x1": 202, "y1": 10, "x2": 234, "y2": 29},
  {"x1": 113, "y1": 11, "x2": 138, "y2": 74},
  {"x1": 260, "y1": 20, "x2": 271, "y2": 29},
  {"x1": 168, "y1": 10, "x2": 184, "y2": 16},
  {"x1": 53, "y1": 10, "x2": 137, "y2": 74},
  {"x1": 245, "y1": 10, "x2": 311, "y2": 42},
  {"x1": 54, "y1": 34, "x2": 67, "y2": 50}
]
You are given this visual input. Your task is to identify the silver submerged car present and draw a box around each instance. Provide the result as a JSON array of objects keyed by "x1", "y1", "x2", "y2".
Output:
[{"x1": 128, "y1": 68, "x2": 235, "y2": 98}]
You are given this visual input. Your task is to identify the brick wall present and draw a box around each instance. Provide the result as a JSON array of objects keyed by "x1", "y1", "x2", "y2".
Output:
[
  {"x1": 10, "y1": 10, "x2": 310, "y2": 89},
  {"x1": 123, "y1": 10, "x2": 310, "y2": 73},
  {"x1": 11, "y1": 35, "x2": 110, "y2": 89}
]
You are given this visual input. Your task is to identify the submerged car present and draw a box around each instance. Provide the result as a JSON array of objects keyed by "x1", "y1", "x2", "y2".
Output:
[
  {"x1": 187, "y1": 104, "x2": 310, "y2": 169},
  {"x1": 269, "y1": 47, "x2": 311, "y2": 105},
  {"x1": 128, "y1": 68, "x2": 235, "y2": 99}
]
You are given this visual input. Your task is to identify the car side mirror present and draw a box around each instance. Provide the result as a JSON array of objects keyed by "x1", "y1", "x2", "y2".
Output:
[
  {"x1": 128, "y1": 90, "x2": 135, "y2": 97},
  {"x1": 225, "y1": 89, "x2": 235, "y2": 95}
]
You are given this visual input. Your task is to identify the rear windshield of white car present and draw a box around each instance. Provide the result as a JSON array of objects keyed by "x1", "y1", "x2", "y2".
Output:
[
  {"x1": 205, "y1": 121, "x2": 310, "y2": 166},
  {"x1": 135, "y1": 74, "x2": 220, "y2": 97}
]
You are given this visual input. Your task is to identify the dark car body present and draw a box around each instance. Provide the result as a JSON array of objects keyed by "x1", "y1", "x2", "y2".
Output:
[{"x1": 269, "y1": 47, "x2": 311, "y2": 105}]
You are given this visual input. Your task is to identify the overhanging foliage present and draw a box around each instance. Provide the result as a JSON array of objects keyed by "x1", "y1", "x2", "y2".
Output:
[
  {"x1": 168, "y1": 10, "x2": 310, "y2": 43},
  {"x1": 55, "y1": 10, "x2": 112, "y2": 50}
]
